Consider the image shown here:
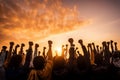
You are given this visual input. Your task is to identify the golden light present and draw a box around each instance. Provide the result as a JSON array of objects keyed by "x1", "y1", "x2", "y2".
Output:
[
  {"x1": 55, "y1": 47, "x2": 62, "y2": 56},
  {"x1": 0, "y1": 0, "x2": 91, "y2": 54},
  {"x1": 0, "y1": 0, "x2": 88, "y2": 49}
]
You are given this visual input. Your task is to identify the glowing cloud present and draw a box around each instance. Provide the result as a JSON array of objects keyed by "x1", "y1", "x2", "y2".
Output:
[{"x1": 0, "y1": 0, "x2": 88, "y2": 46}]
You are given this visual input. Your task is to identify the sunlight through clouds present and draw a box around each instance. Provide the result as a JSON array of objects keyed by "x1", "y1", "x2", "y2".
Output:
[{"x1": 0, "y1": 0, "x2": 88, "y2": 46}]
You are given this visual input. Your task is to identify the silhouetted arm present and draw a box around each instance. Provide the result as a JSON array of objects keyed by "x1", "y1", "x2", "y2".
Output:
[
  {"x1": 114, "y1": 42, "x2": 118, "y2": 51},
  {"x1": 13, "y1": 44, "x2": 20, "y2": 56},
  {"x1": 78, "y1": 39, "x2": 91, "y2": 67},
  {"x1": 47, "y1": 40, "x2": 53, "y2": 60},
  {"x1": 34, "y1": 43, "x2": 39, "y2": 58},
  {"x1": 102, "y1": 41, "x2": 111, "y2": 65},
  {"x1": 64, "y1": 44, "x2": 68, "y2": 59},
  {"x1": 42, "y1": 47, "x2": 46, "y2": 59},
  {"x1": 78, "y1": 39, "x2": 89, "y2": 58},
  {"x1": 88, "y1": 43, "x2": 95, "y2": 65},
  {"x1": 0, "y1": 46, "x2": 7, "y2": 67},
  {"x1": 19, "y1": 43, "x2": 25, "y2": 55},
  {"x1": 38, "y1": 51, "x2": 41, "y2": 56},
  {"x1": 110, "y1": 40, "x2": 114, "y2": 53},
  {"x1": 24, "y1": 41, "x2": 33, "y2": 67},
  {"x1": 87, "y1": 44, "x2": 90, "y2": 56},
  {"x1": 92, "y1": 43, "x2": 97, "y2": 56},
  {"x1": 68, "y1": 38, "x2": 76, "y2": 60},
  {"x1": 4, "y1": 42, "x2": 14, "y2": 68},
  {"x1": 61, "y1": 45, "x2": 65, "y2": 57},
  {"x1": 96, "y1": 45, "x2": 100, "y2": 53},
  {"x1": 74, "y1": 47, "x2": 78, "y2": 58}
]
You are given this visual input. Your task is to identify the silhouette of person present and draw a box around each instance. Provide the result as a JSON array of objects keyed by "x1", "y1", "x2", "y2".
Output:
[
  {"x1": 28, "y1": 40, "x2": 53, "y2": 80},
  {"x1": 5, "y1": 42, "x2": 33, "y2": 80},
  {"x1": 13, "y1": 44, "x2": 20, "y2": 56},
  {"x1": 78, "y1": 39, "x2": 90, "y2": 67},
  {"x1": 52, "y1": 56, "x2": 67, "y2": 80},
  {"x1": 0, "y1": 46, "x2": 7, "y2": 80}
]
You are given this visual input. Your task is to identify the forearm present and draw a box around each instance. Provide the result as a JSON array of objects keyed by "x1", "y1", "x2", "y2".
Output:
[
  {"x1": 24, "y1": 49, "x2": 32, "y2": 67},
  {"x1": 47, "y1": 50, "x2": 52, "y2": 60}
]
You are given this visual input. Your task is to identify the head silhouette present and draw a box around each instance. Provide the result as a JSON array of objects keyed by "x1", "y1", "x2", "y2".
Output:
[
  {"x1": 2, "y1": 46, "x2": 7, "y2": 50},
  {"x1": 33, "y1": 56, "x2": 45, "y2": 70}
]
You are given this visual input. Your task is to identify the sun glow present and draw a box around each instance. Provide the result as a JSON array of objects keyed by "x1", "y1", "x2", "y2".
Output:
[{"x1": 55, "y1": 47, "x2": 62, "y2": 56}]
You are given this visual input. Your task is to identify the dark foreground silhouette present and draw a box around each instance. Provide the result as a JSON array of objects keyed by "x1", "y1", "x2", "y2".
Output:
[{"x1": 0, "y1": 39, "x2": 120, "y2": 80}]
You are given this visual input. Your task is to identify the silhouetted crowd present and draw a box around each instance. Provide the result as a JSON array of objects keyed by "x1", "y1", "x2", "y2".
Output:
[{"x1": 0, "y1": 38, "x2": 120, "y2": 80}]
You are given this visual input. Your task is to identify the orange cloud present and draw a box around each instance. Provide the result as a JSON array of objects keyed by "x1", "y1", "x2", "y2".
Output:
[{"x1": 0, "y1": 0, "x2": 88, "y2": 46}]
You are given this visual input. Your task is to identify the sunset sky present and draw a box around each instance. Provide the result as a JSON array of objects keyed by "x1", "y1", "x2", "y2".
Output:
[{"x1": 0, "y1": 0, "x2": 120, "y2": 56}]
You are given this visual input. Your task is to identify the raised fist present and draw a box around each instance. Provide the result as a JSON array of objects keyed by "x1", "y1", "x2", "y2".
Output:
[
  {"x1": 21, "y1": 43, "x2": 25, "y2": 47},
  {"x1": 29, "y1": 41, "x2": 33, "y2": 46},
  {"x1": 35, "y1": 44, "x2": 39, "y2": 47},
  {"x1": 92, "y1": 42, "x2": 95, "y2": 45},
  {"x1": 16, "y1": 44, "x2": 20, "y2": 47},
  {"x1": 114, "y1": 42, "x2": 117, "y2": 45},
  {"x1": 78, "y1": 39, "x2": 83, "y2": 44},
  {"x1": 102, "y1": 41, "x2": 106, "y2": 46},
  {"x1": 96, "y1": 45, "x2": 99, "y2": 48},
  {"x1": 48, "y1": 40, "x2": 52, "y2": 45},
  {"x1": 10, "y1": 42, "x2": 14, "y2": 46},
  {"x1": 68, "y1": 38, "x2": 73, "y2": 43},
  {"x1": 107, "y1": 42, "x2": 110, "y2": 45},
  {"x1": 88, "y1": 43, "x2": 91, "y2": 47},
  {"x1": 110, "y1": 40, "x2": 113, "y2": 43},
  {"x1": 43, "y1": 47, "x2": 46, "y2": 49}
]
